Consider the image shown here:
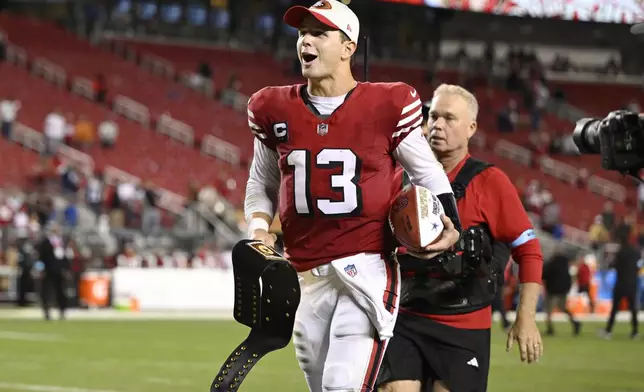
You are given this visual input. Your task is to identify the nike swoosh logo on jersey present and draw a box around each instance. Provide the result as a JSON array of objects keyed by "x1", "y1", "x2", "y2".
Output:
[{"x1": 411, "y1": 90, "x2": 417, "y2": 97}]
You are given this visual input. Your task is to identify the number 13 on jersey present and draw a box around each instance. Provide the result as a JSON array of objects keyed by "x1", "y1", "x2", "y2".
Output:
[{"x1": 286, "y1": 148, "x2": 363, "y2": 217}]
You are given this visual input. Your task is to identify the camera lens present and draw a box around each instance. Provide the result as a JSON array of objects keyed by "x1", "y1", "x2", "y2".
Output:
[{"x1": 572, "y1": 117, "x2": 602, "y2": 154}]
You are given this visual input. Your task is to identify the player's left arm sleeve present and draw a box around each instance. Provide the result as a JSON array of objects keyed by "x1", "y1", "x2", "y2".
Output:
[
  {"x1": 481, "y1": 169, "x2": 543, "y2": 284},
  {"x1": 390, "y1": 84, "x2": 424, "y2": 151},
  {"x1": 393, "y1": 128, "x2": 461, "y2": 231}
]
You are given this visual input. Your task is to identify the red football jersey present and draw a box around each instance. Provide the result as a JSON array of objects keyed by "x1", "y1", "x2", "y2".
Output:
[{"x1": 248, "y1": 82, "x2": 423, "y2": 272}]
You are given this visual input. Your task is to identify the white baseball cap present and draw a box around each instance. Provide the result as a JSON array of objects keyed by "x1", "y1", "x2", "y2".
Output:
[{"x1": 284, "y1": 0, "x2": 360, "y2": 44}]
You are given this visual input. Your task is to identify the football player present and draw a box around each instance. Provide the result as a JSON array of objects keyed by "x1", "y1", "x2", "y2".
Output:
[{"x1": 244, "y1": 1, "x2": 462, "y2": 391}]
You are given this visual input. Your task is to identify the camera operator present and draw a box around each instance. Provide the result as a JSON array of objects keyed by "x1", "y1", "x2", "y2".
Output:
[
  {"x1": 378, "y1": 85, "x2": 544, "y2": 392},
  {"x1": 600, "y1": 232, "x2": 640, "y2": 340}
]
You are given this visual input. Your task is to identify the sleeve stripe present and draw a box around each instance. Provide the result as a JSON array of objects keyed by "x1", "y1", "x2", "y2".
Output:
[
  {"x1": 251, "y1": 128, "x2": 267, "y2": 139},
  {"x1": 511, "y1": 229, "x2": 537, "y2": 248},
  {"x1": 392, "y1": 116, "x2": 423, "y2": 138},
  {"x1": 397, "y1": 107, "x2": 423, "y2": 128},
  {"x1": 401, "y1": 99, "x2": 422, "y2": 115},
  {"x1": 248, "y1": 109, "x2": 255, "y2": 119},
  {"x1": 248, "y1": 119, "x2": 267, "y2": 139}
]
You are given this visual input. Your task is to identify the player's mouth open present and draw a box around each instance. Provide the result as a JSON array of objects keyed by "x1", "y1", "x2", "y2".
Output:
[{"x1": 302, "y1": 53, "x2": 318, "y2": 65}]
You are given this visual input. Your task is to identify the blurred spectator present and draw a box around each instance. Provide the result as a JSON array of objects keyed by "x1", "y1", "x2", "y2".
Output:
[
  {"x1": 98, "y1": 115, "x2": 119, "y2": 148},
  {"x1": 551, "y1": 53, "x2": 570, "y2": 72},
  {"x1": 141, "y1": 181, "x2": 161, "y2": 236},
  {"x1": 601, "y1": 232, "x2": 640, "y2": 339},
  {"x1": 44, "y1": 108, "x2": 66, "y2": 156},
  {"x1": 531, "y1": 79, "x2": 549, "y2": 132},
  {"x1": 0, "y1": 95, "x2": 20, "y2": 139},
  {"x1": 613, "y1": 213, "x2": 637, "y2": 245},
  {"x1": 107, "y1": 180, "x2": 124, "y2": 228},
  {"x1": 525, "y1": 180, "x2": 544, "y2": 213},
  {"x1": 62, "y1": 197, "x2": 79, "y2": 229},
  {"x1": 497, "y1": 99, "x2": 519, "y2": 133},
  {"x1": 93, "y1": 73, "x2": 107, "y2": 103},
  {"x1": 36, "y1": 223, "x2": 70, "y2": 321},
  {"x1": 28, "y1": 212, "x2": 41, "y2": 239},
  {"x1": 64, "y1": 112, "x2": 76, "y2": 144},
  {"x1": 576, "y1": 168, "x2": 590, "y2": 189},
  {"x1": 221, "y1": 73, "x2": 243, "y2": 107},
  {"x1": 576, "y1": 257, "x2": 594, "y2": 313},
  {"x1": 61, "y1": 165, "x2": 82, "y2": 196},
  {"x1": 13, "y1": 206, "x2": 29, "y2": 240},
  {"x1": 601, "y1": 201, "x2": 616, "y2": 233},
  {"x1": 588, "y1": 215, "x2": 610, "y2": 250},
  {"x1": 0, "y1": 195, "x2": 14, "y2": 239},
  {"x1": 117, "y1": 243, "x2": 141, "y2": 267},
  {"x1": 605, "y1": 56, "x2": 620, "y2": 75},
  {"x1": 197, "y1": 61, "x2": 212, "y2": 83},
  {"x1": 542, "y1": 245, "x2": 581, "y2": 336},
  {"x1": 529, "y1": 129, "x2": 550, "y2": 156},
  {"x1": 116, "y1": 180, "x2": 139, "y2": 227},
  {"x1": 540, "y1": 191, "x2": 563, "y2": 239},
  {"x1": 85, "y1": 171, "x2": 105, "y2": 217},
  {"x1": 73, "y1": 114, "x2": 96, "y2": 150}
]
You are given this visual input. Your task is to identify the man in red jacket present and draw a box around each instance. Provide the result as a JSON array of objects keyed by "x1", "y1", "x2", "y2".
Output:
[{"x1": 378, "y1": 84, "x2": 544, "y2": 392}]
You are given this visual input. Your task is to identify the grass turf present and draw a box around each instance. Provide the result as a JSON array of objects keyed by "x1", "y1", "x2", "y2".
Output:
[{"x1": 0, "y1": 319, "x2": 641, "y2": 392}]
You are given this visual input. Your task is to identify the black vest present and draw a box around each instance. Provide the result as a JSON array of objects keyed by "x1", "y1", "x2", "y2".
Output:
[{"x1": 398, "y1": 158, "x2": 512, "y2": 315}]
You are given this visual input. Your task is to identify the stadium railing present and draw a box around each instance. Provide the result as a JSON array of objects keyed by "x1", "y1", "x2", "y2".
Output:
[
  {"x1": 113, "y1": 95, "x2": 151, "y2": 128},
  {"x1": 201, "y1": 134, "x2": 241, "y2": 167},
  {"x1": 156, "y1": 113, "x2": 195, "y2": 146},
  {"x1": 31, "y1": 57, "x2": 67, "y2": 88},
  {"x1": 70, "y1": 77, "x2": 95, "y2": 100},
  {"x1": 539, "y1": 156, "x2": 579, "y2": 186},
  {"x1": 587, "y1": 176, "x2": 627, "y2": 203},
  {"x1": 6, "y1": 44, "x2": 27, "y2": 66},
  {"x1": 139, "y1": 53, "x2": 175, "y2": 79},
  {"x1": 494, "y1": 139, "x2": 533, "y2": 167}
]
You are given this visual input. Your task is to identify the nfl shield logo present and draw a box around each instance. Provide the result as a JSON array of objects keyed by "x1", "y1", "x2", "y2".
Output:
[
  {"x1": 317, "y1": 123, "x2": 329, "y2": 136},
  {"x1": 344, "y1": 264, "x2": 358, "y2": 277}
]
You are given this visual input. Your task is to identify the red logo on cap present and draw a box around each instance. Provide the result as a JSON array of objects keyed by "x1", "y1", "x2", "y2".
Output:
[
  {"x1": 346, "y1": 24, "x2": 352, "y2": 32},
  {"x1": 313, "y1": 0, "x2": 332, "y2": 9}
]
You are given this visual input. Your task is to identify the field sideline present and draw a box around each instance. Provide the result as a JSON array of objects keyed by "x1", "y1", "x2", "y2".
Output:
[{"x1": 0, "y1": 309, "x2": 642, "y2": 392}]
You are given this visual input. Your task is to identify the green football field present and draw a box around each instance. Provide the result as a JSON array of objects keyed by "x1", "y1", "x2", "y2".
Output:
[{"x1": 0, "y1": 318, "x2": 641, "y2": 392}]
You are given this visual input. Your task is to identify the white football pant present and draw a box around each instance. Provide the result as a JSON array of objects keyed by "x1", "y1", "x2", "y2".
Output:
[{"x1": 293, "y1": 253, "x2": 400, "y2": 392}]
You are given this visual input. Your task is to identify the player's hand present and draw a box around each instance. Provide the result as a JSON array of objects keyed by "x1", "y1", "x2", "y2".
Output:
[
  {"x1": 506, "y1": 314, "x2": 543, "y2": 364},
  {"x1": 250, "y1": 229, "x2": 278, "y2": 248},
  {"x1": 407, "y1": 215, "x2": 459, "y2": 260}
]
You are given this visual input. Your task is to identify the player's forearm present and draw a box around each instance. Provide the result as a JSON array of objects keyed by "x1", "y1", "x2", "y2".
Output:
[
  {"x1": 244, "y1": 138, "x2": 280, "y2": 224},
  {"x1": 244, "y1": 180, "x2": 277, "y2": 224},
  {"x1": 516, "y1": 282, "x2": 541, "y2": 319},
  {"x1": 393, "y1": 129, "x2": 454, "y2": 197}
]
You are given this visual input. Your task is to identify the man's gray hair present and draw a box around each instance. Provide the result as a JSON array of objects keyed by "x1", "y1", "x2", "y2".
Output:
[{"x1": 433, "y1": 84, "x2": 479, "y2": 120}]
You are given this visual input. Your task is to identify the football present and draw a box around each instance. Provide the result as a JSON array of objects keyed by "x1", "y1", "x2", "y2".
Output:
[{"x1": 389, "y1": 184, "x2": 445, "y2": 252}]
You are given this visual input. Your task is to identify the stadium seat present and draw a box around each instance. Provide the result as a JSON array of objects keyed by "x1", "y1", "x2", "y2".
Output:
[
  {"x1": 0, "y1": 63, "x2": 246, "y2": 205},
  {"x1": 0, "y1": 14, "x2": 254, "y2": 158}
]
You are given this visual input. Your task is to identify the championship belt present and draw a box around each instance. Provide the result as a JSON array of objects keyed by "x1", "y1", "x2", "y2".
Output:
[{"x1": 211, "y1": 240, "x2": 301, "y2": 392}]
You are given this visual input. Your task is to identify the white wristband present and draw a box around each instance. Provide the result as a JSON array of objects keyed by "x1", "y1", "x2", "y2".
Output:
[{"x1": 247, "y1": 217, "x2": 270, "y2": 238}]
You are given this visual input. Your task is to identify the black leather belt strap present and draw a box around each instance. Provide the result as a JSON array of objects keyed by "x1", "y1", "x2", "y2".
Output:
[{"x1": 211, "y1": 240, "x2": 301, "y2": 392}]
